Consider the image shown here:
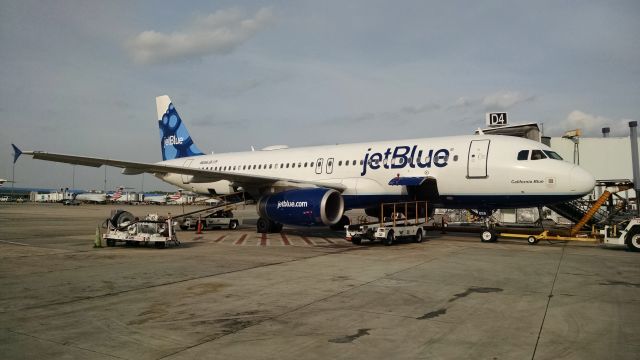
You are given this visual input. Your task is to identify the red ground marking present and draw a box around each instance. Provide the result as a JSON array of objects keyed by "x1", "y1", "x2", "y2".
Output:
[
  {"x1": 234, "y1": 234, "x2": 247, "y2": 245},
  {"x1": 260, "y1": 233, "x2": 267, "y2": 246},
  {"x1": 300, "y1": 236, "x2": 314, "y2": 246},
  {"x1": 280, "y1": 233, "x2": 291, "y2": 245},
  {"x1": 214, "y1": 235, "x2": 226, "y2": 243}
]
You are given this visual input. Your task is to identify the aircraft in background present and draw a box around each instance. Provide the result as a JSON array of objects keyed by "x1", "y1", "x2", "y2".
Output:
[
  {"x1": 14, "y1": 95, "x2": 596, "y2": 233},
  {"x1": 75, "y1": 191, "x2": 107, "y2": 204},
  {"x1": 0, "y1": 178, "x2": 14, "y2": 186},
  {"x1": 144, "y1": 193, "x2": 168, "y2": 204}
]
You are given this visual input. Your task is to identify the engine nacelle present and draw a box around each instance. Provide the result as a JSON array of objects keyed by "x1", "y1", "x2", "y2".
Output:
[{"x1": 257, "y1": 188, "x2": 344, "y2": 226}]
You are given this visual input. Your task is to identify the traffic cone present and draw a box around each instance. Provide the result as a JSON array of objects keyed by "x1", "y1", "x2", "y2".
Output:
[{"x1": 196, "y1": 220, "x2": 202, "y2": 234}]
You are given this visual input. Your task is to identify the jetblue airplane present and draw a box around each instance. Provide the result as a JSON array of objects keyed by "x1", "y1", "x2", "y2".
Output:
[
  {"x1": 0, "y1": 178, "x2": 14, "y2": 186},
  {"x1": 13, "y1": 95, "x2": 595, "y2": 233}
]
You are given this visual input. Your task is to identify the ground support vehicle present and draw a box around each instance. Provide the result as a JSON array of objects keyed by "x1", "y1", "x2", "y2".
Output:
[
  {"x1": 179, "y1": 209, "x2": 241, "y2": 231},
  {"x1": 103, "y1": 211, "x2": 179, "y2": 249},
  {"x1": 345, "y1": 201, "x2": 427, "y2": 246},
  {"x1": 600, "y1": 218, "x2": 640, "y2": 251}
]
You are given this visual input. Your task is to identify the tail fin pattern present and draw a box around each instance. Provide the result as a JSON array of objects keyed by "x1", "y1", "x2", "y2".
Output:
[{"x1": 156, "y1": 95, "x2": 204, "y2": 161}]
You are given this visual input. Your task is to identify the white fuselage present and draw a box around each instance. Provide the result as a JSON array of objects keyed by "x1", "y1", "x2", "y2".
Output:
[{"x1": 154, "y1": 134, "x2": 595, "y2": 210}]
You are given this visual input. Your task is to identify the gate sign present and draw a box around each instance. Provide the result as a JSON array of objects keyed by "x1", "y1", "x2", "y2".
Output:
[{"x1": 486, "y1": 112, "x2": 508, "y2": 127}]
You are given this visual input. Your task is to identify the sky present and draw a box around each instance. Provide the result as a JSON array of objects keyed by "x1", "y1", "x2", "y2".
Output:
[{"x1": 1, "y1": 1, "x2": 639, "y2": 191}]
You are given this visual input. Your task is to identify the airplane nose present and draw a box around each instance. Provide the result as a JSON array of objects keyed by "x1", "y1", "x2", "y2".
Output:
[{"x1": 570, "y1": 166, "x2": 596, "y2": 195}]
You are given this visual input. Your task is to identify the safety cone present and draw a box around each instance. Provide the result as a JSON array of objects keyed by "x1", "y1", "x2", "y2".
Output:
[{"x1": 196, "y1": 220, "x2": 202, "y2": 234}]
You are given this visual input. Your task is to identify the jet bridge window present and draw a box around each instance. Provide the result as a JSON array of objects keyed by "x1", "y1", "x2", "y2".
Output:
[
  {"x1": 531, "y1": 150, "x2": 547, "y2": 160},
  {"x1": 517, "y1": 150, "x2": 529, "y2": 160}
]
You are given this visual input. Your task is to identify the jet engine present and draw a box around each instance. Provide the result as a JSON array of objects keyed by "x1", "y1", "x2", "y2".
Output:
[{"x1": 257, "y1": 188, "x2": 344, "y2": 226}]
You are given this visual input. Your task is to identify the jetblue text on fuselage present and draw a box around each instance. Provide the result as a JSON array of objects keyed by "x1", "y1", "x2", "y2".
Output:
[
  {"x1": 361, "y1": 145, "x2": 449, "y2": 176},
  {"x1": 164, "y1": 135, "x2": 184, "y2": 146}
]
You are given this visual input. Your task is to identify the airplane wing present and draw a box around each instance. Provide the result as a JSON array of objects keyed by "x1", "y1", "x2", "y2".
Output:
[{"x1": 19, "y1": 149, "x2": 347, "y2": 191}]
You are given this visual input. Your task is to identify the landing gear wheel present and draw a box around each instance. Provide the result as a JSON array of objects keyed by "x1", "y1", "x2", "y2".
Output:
[
  {"x1": 257, "y1": 218, "x2": 283, "y2": 233},
  {"x1": 257, "y1": 218, "x2": 270, "y2": 233},
  {"x1": 154, "y1": 241, "x2": 165, "y2": 249},
  {"x1": 384, "y1": 231, "x2": 395, "y2": 246},
  {"x1": 106, "y1": 239, "x2": 115, "y2": 247},
  {"x1": 228, "y1": 220, "x2": 239, "y2": 230},
  {"x1": 415, "y1": 230, "x2": 423, "y2": 243},
  {"x1": 527, "y1": 236, "x2": 539, "y2": 245},
  {"x1": 330, "y1": 215, "x2": 350, "y2": 231},
  {"x1": 351, "y1": 237, "x2": 362, "y2": 245},
  {"x1": 480, "y1": 230, "x2": 497, "y2": 242},
  {"x1": 627, "y1": 230, "x2": 640, "y2": 252}
]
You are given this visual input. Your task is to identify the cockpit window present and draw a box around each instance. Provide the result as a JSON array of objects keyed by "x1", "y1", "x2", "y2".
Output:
[
  {"x1": 543, "y1": 150, "x2": 563, "y2": 160},
  {"x1": 517, "y1": 150, "x2": 529, "y2": 161},
  {"x1": 531, "y1": 150, "x2": 546, "y2": 160}
]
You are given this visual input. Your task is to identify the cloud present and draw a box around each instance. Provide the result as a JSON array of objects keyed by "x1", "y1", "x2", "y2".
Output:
[
  {"x1": 554, "y1": 110, "x2": 635, "y2": 137},
  {"x1": 127, "y1": 7, "x2": 274, "y2": 65},
  {"x1": 400, "y1": 103, "x2": 441, "y2": 115},
  {"x1": 447, "y1": 96, "x2": 474, "y2": 110},
  {"x1": 482, "y1": 91, "x2": 535, "y2": 111}
]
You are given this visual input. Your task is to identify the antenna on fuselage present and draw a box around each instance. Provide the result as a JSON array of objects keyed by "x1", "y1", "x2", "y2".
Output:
[{"x1": 476, "y1": 128, "x2": 485, "y2": 135}]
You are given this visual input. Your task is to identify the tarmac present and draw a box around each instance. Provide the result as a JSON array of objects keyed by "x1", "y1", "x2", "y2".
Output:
[{"x1": 0, "y1": 203, "x2": 638, "y2": 359}]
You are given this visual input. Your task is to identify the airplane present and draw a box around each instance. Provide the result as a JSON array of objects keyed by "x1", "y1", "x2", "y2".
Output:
[
  {"x1": 144, "y1": 193, "x2": 168, "y2": 204},
  {"x1": 13, "y1": 95, "x2": 596, "y2": 236},
  {"x1": 0, "y1": 178, "x2": 14, "y2": 186},
  {"x1": 75, "y1": 191, "x2": 108, "y2": 204}
]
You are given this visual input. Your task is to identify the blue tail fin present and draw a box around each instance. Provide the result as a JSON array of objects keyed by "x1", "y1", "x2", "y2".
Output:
[
  {"x1": 11, "y1": 144, "x2": 22, "y2": 164},
  {"x1": 156, "y1": 95, "x2": 204, "y2": 161}
]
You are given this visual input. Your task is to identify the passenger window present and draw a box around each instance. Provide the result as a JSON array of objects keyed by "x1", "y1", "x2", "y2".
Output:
[
  {"x1": 353, "y1": 160, "x2": 357, "y2": 166},
  {"x1": 531, "y1": 150, "x2": 546, "y2": 160},
  {"x1": 298, "y1": 162, "x2": 302, "y2": 167},
  {"x1": 517, "y1": 150, "x2": 529, "y2": 161},
  {"x1": 286, "y1": 163, "x2": 290, "y2": 168},
  {"x1": 338, "y1": 161, "x2": 342, "y2": 166}
]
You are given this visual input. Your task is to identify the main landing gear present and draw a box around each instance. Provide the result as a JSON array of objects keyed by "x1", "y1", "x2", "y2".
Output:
[
  {"x1": 474, "y1": 209, "x2": 498, "y2": 243},
  {"x1": 257, "y1": 217, "x2": 283, "y2": 233}
]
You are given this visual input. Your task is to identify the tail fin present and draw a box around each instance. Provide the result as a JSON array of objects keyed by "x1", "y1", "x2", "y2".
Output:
[{"x1": 156, "y1": 95, "x2": 204, "y2": 161}]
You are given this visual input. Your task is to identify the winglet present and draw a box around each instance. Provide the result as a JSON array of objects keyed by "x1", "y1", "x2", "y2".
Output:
[{"x1": 11, "y1": 144, "x2": 22, "y2": 164}]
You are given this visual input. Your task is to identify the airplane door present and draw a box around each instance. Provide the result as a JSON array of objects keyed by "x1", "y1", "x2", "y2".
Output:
[
  {"x1": 315, "y1": 158, "x2": 324, "y2": 174},
  {"x1": 467, "y1": 140, "x2": 490, "y2": 178},
  {"x1": 326, "y1": 157, "x2": 334, "y2": 174},
  {"x1": 182, "y1": 159, "x2": 193, "y2": 183}
]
